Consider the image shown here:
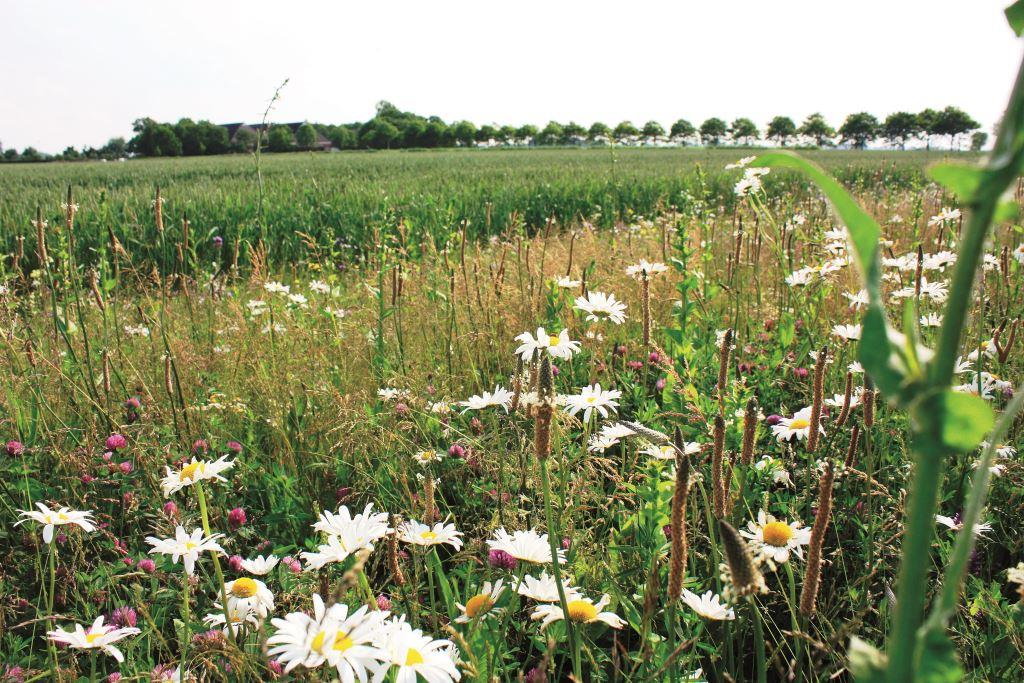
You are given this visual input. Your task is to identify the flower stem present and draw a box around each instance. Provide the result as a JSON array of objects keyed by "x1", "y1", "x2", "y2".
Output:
[
  {"x1": 539, "y1": 456, "x2": 581, "y2": 681},
  {"x1": 195, "y1": 481, "x2": 234, "y2": 646}
]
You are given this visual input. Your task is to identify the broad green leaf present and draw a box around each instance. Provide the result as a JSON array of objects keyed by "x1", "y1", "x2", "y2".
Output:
[
  {"x1": 1007, "y1": 0, "x2": 1024, "y2": 35},
  {"x1": 860, "y1": 306, "x2": 907, "y2": 399},
  {"x1": 927, "y1": 163, "x2": 984, "y2": 202},
  {"x1": 996, "y1": 198, "x2": 1020, "y2": 223},
  {"x1": 913, "y1": 390, "x2": 995, "y2": 452},
  {"x1": 752, "y1": 151, "x2": 880, "y2": 279},
  {"x1": 848, "y1": 636, "x2": 887, "y2": 683},
  {"x1": 917, "y1": 627, "x2": 963, "y2": 683}
]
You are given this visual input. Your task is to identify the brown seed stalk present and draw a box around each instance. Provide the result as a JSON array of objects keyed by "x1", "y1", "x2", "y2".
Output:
[
  {"x1": 719, "y1": 519, "x2": 764, "y2": 598},
  {"x1": 667, "y1": 427, "x2": 692, "y2": 601},
  {"x1": 807, "y1": 346, "x2": 827, "y2": 453},
  {"x1": 716, "y1": 329, "x2": 733, "y2": 417},
  {"x1": 740, "y1": 397, "x2": 758, "y2": 467},
  {"x1": 712, "y1": 414, "x2": 726, "y2": 519},
  {"x1": 836, "y1": 372, "x2": 854, "y2": 427},
  {"x1": 799, "y1": 460, "x2": 835, "y2": 617}
]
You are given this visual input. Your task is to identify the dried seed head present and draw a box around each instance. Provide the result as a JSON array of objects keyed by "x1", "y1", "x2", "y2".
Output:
[
  {"x1": 716, "y1": 329, "x2": 733, "y2": 415},
  {"x1": 668, "y1": 426, "x2": 691, "y2": 601},
  {"x1": 719, "y1": 519, "x2": 765, "y2": 598},
  {"x1": 538, "y1": 355, "x2": 555, "y2": 405},
  {"x1": 740, "y1": 397, "x2": 758, "y2": 466},
  {"x1": 844, "y1": 423, "x2": 861, "y2": 469},
  {"x1": 808, "y1": 346, "x2": 827, "y2": 452},
  {"x1": 712, "y1": 415, "x2": 726, "y2": 519},
  {"x1": 799, "y1": 460, "x2": 835, "y2": 617},
  {"x1": 862, "y1": 388, "x2": 875, "y2": 427},
  {"x1": 388, "y1": 514, "x2": 406, "y2": 586},
  {"x1": 618, "y1": 420, "x2": 670, "y2": 445},
  {"x1": 836, "y1": 371, "x2": 854, "y2": 427}
]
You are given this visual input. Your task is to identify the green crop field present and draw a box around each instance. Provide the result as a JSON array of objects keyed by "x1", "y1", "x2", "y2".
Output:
[{"x1": 0, "y1": 147, "x2": 969, "y2": 269}]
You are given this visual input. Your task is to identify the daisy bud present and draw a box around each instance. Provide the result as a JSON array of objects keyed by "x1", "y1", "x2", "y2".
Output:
[
  {"x1": 138, "y1": 558, "x2": 156, "y2": 573},
  {"x1": 228, "y1": 507, "x2": 247, "y2": 530},
  {"x1": 228, "y1": 554, "x2": 244, "y2": 572},
  {"x1": 105, "y1": 433, "x2": 127, "y2": 450},
  {"x1": 6, "y1": 440, "x2": 24, "y2": 457}
]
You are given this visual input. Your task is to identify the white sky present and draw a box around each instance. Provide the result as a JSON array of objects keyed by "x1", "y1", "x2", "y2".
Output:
[{"x1": 2, "y1": 0, "x2": 1020, "y2": 153}]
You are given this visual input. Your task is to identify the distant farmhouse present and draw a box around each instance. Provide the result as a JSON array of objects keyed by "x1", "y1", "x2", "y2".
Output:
[{"x1": 221, "y1": 122, "x2": 334, "y2": 151}]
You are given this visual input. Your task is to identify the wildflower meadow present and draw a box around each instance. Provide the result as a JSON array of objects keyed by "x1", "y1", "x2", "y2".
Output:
[{"x1": 5, "y1": 6, "x2": 1024, "y2": 683}]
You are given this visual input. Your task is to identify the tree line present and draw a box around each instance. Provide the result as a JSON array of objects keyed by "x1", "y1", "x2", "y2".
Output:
[{"x1": 0, "y1": 102, "x2": 985, "y2": 163}]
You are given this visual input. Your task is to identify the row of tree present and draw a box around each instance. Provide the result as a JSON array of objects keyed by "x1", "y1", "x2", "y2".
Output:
[{"x1": 0, "y1": 104, "x2": 985, "y2": 162}]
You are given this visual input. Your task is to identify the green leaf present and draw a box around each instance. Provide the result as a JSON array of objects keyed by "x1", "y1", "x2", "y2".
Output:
[
  {"x1": 917, "y1": 627, "x2": 964, "y2": 683},
  {"x1": 913, "y1": 390, "x2": 995, "y2": 452},
  {"x1": 1007, "y1": 0, "x2": 1024, "y2": 35},
  {"x1": 848, "y1": 636, "x2": 887, "y2": 683},
  {"x1": 752, "y1": 151, "x2": 880, "y2": 279},
  {"x1": 927, "y1": 163, "x2": 984, "y2": 202}
]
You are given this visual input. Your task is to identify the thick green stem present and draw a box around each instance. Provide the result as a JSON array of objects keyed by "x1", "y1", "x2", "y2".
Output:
[{"x1": 195, "y1": 482, "x2": 234, "y2": 646}]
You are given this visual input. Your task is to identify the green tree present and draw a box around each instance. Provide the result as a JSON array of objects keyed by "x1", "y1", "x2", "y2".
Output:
[
  {"x1": 917, "y1": 108, "x2": 941, "y2": 150},
  {"x1": 879, "y1": 112, "x2": 921, "y2": 149},
  {"x1": 174, "y1": 118, "x2": 204, "y2": 156},
  {"x1": 613, "y1": 120, "x2": 639, "y2": 142},
  {"x1": 932, "y1": 106, "x2": 980, "y2": 149},
  {"x1": 360, "y1": 119, "x2": 400, "y2": 149},
  {"x1": 730, "y1": 117, "x2": 759, "y2": 145},
  {"x1": 766, "y1": 116, "x2": 796, "y2": 146},
  {"x1": 562, "y1": 121, "x2": 586, "y2": 144},
  {"x1": 669, "y1": 119, "x2": 696, "y2": 143},
  {"x1": 60, "y1": 146, "x2": 80, "y2": 160},
  {"x1": 838, "y1": 112, "x2": 879, "y2": 149},
  {"x1": 538, "y1": 121, "x2": 564, "y2": 145},
  {"x1": 267, "y1": 124, "x2": 295, "y2": 152},
  {"x1": 151, "y1": 125, "x2": 182, "y2": 156},
  {"x1": 798, "y1": 112, "x2": 835, "y2": 147},
  {"x1": 421, "y1": 120, "x2": 451, "y2": 148},
  {"x1": 588, "y1": 122, "x2": 611, "y2": 142},
  {"x1": 20, "y1": 147, "x2": 44, "y2": 162},
  {"x1": 970, "y1": 130, "x2": 988, "y2": 151},
  {"x1": 699, "y1": 117, "x2": 727, "y2": 146},
  {"x1": 452, "y1": 120, "x2": 478, "y2": 146},
  {"x1": 200, "y1": 122, "x2": 229, "y2": 155},
  {"x1": 100, "y1": 137, "x2": 127, "y2": 159},
  {"x1": 515, "y1": 124, "x2": 538, "y2": 143},
  {"x1": 3, "y1": 148, "x2": 19, "y2": 162},
  {"x1": 641, "y1": 120, "x2": 666, "y2": 143},
  {"x1": 232, "y1": 128, "x2": 258, "y2": 153},
  {"x1": 497, "y1": 125, "x2": 517, "y2": 143},
  {"x1": 296, "y1": 122, "x2": 318, "y2": 149},
  {"x1": 329, "y1": 126, "x2": 358, "y2": 150},
  {"x1": 476, "y1": 124, "x2": 498, "y2": 143}
]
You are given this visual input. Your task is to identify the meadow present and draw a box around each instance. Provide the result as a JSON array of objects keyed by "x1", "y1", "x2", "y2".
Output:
[{"x1": 1, "y1": 138, "x2": 1023, "y2": 683}]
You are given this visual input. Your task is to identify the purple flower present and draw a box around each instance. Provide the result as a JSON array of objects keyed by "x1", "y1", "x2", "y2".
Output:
[
  {"x1": 394, "y1": 402, "x2": 410, "y2": 417},
  {"x1": 228, "y1": 507, "x2": 247, "y2": 530},
  {"x1": 138, "y1": 559, "x2": 156, "y2": 574},
  {"x1": 192, "y1": 439, "x2": 208, "y2": 455},
  {"x1": 335, "y1": 486, "x2": 353, "y2": 503},
  {"x1": 5, "y1": 440, "x2": 24, "y2": 457},
  {"x1": 1, "y1": 665, "x2": 25, "y2": 683},
  {"x1": 111, "y1": 606, "x2": 137, "y2": 629},
  {"x1": 793, "y1": 367, "x2": 809, "y2": 379},
  {"x1": 376, "y1": 594, "x2": 392, "y2": 611},
  {"x1": 649, "y1": 351, "x2": 661, "y2": 363},
  {"x1": 655, "y1": 377, "x2": 667, "y2": 391},
  {"x1": 119, "y1": 461, "x2": 133, "y2": 474},
  {"x1": 105, "y1": 433, "x2": 127, "y2": 451},
  {"x1": 448, "y1": 443, "x2": 466, "y2": 458},
  {"x1": 488, "y1": 549, "x2": 518, "y2": 571},
  {"x1": 765, "y1": 414, "x2": 783, "y2": 426},
  {"x1": 163, "y1": 501, "x2": 178, "y2": 519},
  {"x1": 561, "y1": 537, "x2": 571, "y2": 550},
  {"x1": 226, "y1": 440, "x2": 243, "y2": 454},
  {"x1": 212, "y1": 236, "x2": 224, "y2": 248},
  {"x1": 228, "y1": 554, "x2": 244, "y2": 572}
]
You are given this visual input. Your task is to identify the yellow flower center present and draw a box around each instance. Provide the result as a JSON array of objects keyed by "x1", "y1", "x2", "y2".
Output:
[
  {"x1": 57, "y1": 513, "x2": 69, "y2": 522},
  {"x1": 420, "y1": 531, "x2": 438, "y2": 541},
  {"x1": 548, "y1": 335, "x2": 561, "y2": 347},
  {"x1": 465, "y1": 594, "x2": 493, "y2": 618},
  {"x1": 586, "y1": 396, "x2": 597, "y2": 404},
  {"x1": 180, "y1": 462, "x2": 201, "y2": 481},
  {"x1": 762, "y1": 521, "x2": 794, "y2": 547},
  {"x1": 333, "y1": 631, "x2": 353, "y2": 652},
  {"x1": 405, "y1": 648, "x2": 425, "y2": 666},
  {"x1": 788, "y1": 418, "x2": 809, "y2": 430},
  {"x1": 567, "y1": 600, "x2": 597, "y2": 622},
  {"x1": 311, "y1": 630, "x2": 328, "y2": 652},
  {"x1": 85, "y1": 631, "x2": 104, "y2": 644},
  {"x1": 231, "y1": 578, "x2": 258, "y2": 598},
  {"x1": 184, "y1": 541, "x2": 197, "y2": 550}
]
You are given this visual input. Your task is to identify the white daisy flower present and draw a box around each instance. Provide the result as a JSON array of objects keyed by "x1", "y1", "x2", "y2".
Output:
[
  {"x1": 241, "y1": 554, "x2": 280, "y2": 576},
  {"x1": 562, "y1": 383, "x2": 622, "y2": 422},
  {"x1": 555, "y1": 275, "x2": 581, "y2": 288},
  {"x1": 574, "y1": 291, "x2": 627, "y2": 324},
  {"x1": 680, "y1": 589, "x2": 735, "y2": 620},
  {"x1": 517, "y1": 572, "x2": 582, "y2": 602},
  {"x1": 313, "y1": 504, "x2": 391, "y2": 548},
  {"x1": 740, "y1": 510, "x2": 812, "y2": 565},
  {"x1": 753, "y1": 455, "x2": 793, "y2": 487},
  {"x1": 397, "y1": 520, "x2": 464, "y2": 550},
  {"x1": 642, "y1": 442, "x2": 701, "y2": 461},
  {"x1": 413, "y1": 450, "x2": 444, "y2": 465},
  {"x1": 771, "y1": 406, "x2": 823, "y2": 442},
  {"x1": 486, "y1": 528, "x2": 565, "y2": 564},
  {"x1": 843, "y1": 290, "x2": 869, "y2": 309},
  {"x1": 626, "y1": 259, "x2": 669, "y2": 279},
  {"x1": 936, "y1": 514, "x2": 993, "y2": 538},
  {"x1": 531, "y1": 593, "x2": 625, "y2": 631},
  {"x1": 16, "y1": 503, "x2": 96, "y2": 545},
  {"x1": 832, "y1": 323, "x2": 862, "y2": 342},
  {"x1": 459, "y1": 385, "x2": 514, "y2": 412},
  {"x1": 224, "y1": 577, "x2": 275, "y2": 618},
  {"x1": 47, "y1": 616, "x2": 140, "y2": 663},
  {"x1": 375, "y1": 618, "x2": 461, "y2": 683},
  {"x1": 145, "y1": 526, "x2": 225, "y2": 576},
  {"x1": 161, "y1": 456, "x2": 234, "y2": 497},
  {"x1": 455, "y1": 580, "x2": 506, "y2": 623},
  {"x1": 514, "y1": 327, "x2": 581, "y2": 362}
]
